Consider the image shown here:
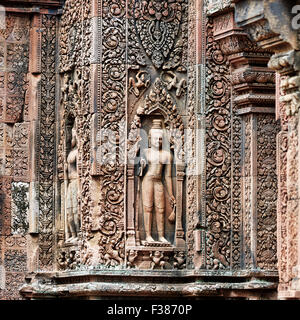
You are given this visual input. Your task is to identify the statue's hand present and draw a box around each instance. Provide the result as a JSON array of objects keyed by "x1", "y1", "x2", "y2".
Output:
[
  {"x1": 168, "y1": 196, "x2": 176, "y2": 224},
  {"x1": 169, "y1": 195, "x2": 176, "y2": 206},
  {"x1": 64, "y1": 163, "x2": 68, "y2": 176},
  {"x1": 140, "y1": 157, "x2": 146, "y2": 168},
  {"x1": 139, "y1": 157, "x2": 146, "y2": 176}
]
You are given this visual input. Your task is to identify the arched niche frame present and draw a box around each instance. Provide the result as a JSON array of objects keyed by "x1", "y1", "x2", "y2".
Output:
[{"x1": 126, "y1": 79, "x2": 186, "y2": 253}]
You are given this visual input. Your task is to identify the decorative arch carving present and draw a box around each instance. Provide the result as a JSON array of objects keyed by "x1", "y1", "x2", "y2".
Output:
[
  {"x1": 128, "y1": 78, "x2": 185, "y2": 164},
  {"x1": 126, "y1": 78, "x2": 186, "y2": 270}
]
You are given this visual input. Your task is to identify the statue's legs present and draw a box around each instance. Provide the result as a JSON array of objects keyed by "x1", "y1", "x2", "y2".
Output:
[
  {"x1": 142, "y1": 177, "x2": 155, "y2": 242},
  {"x1": 154, "y1": 181, "x2": 169, "y2": 243},
  {"x1": 66, "y1": 179, "x2": 78, "y2": 242}
]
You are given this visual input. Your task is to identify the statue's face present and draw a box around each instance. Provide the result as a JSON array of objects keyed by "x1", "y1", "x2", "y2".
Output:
[
  {"x1": 150, "y1": 129, "x2": 163, "y2": 149},
  {"x1": 71, "y1": 126, "x2": 77, "y2": 147}
]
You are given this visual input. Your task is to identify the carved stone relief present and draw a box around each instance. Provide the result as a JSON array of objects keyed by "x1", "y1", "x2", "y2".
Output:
[
  {"x1": 38, "y1": 14, "x2": 57, "y2": 270},
  {"x1": 11, "y1": 182, "x2": 29, "y2": 235},
  {"x1": 205, "y1": 18, "x2": 231, "y2": 270},
  {"x1": 126, "y1": 78, "x2": 186, "y2": 269},
  {"x1": 139, "y1": 119, "x2": 176, "y2": 244},
  {"x1": 0, "y1": 0, "x2": 292, "y2": 300},
  {"x1": 0, "y1": 12, "x2": 31, "y2": 300},
  {"x1": 256, "y1": 114, "x2": 278, "y2": 270},
  {"x1": 65, "y1": 121, "x2": 80, "y2": 244},
  {"x1": 84, "y1": 0, "x2": 188, "y2": 270},
  {"x1": 57, "y1": 0, "x2": 92, "y2": 270}
]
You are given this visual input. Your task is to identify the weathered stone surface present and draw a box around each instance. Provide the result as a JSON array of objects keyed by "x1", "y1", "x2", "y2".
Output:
[{"x1": 0, "y1": 0, "x2": 300, "y2": 300}]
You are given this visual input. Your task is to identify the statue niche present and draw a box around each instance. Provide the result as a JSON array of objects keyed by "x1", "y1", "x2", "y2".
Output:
[
  {"x1": 64, "y1": 118, "x2": 80, "y2": 244},
  {"x1": 139, "y1": 119, "x2": 176, "y2": 244},
  {"x1": 126, "y1": 79, "x2": 186, "y2": 270}
]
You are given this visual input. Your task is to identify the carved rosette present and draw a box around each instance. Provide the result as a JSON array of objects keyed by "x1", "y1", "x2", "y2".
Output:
[
  {"x1": 205, "y1": 18, "x2": 231, "y2": 270},
  {"x1": 91, "y1": 0, "x2": 127, "y2": 268}
]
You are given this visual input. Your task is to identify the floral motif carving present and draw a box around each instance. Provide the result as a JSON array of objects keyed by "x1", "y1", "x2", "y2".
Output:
[
  {"x1": 0, "y1": 14, "x2": 29, "y2": 124},
  {"x1": 38, "y1": 14, "x2": 57, "y2": 269},
  {"x1": 256, "y1": 114, "x2": 278, "y2": 270},
  {"x1": 57, "y1": 0, "x2": 92, "y2": 270},
  {"x1": 133, "y1": 0, "x2": 183, "y2": 69},
  {"x1": 205, "y1": 18, "x2": 231, "y2": 270},
  {"x1": 186, "y1": 0, "x2": 197, "y2": 268}
]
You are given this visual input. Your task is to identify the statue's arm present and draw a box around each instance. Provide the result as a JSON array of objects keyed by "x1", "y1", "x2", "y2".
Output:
[
  {"x1": 165, "y1": 154, "x2": 175, "y2": 202},
  {"x1": 139, "y1": 149, "x2": 147, "y2": 176},
  {"x1": 64, "y1": 157, "x2": 69, "y2": 181}
]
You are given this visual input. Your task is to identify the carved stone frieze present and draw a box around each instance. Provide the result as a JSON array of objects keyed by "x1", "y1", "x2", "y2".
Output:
[
  {"x1": 205, "y1": 18, "x2": 231, "y2": 270},
  {"x1": 1, "y1": 0, "x2": 293, "y2": 300},
  {"x1": 11, "y1": 182, "x2": 29, "y2": 235},
  {"x1": 38, "y1": 14, "x2": 57, "y2": 270},
  {"x1": 57, "y1": 0, "x2": 92, "y2": 270},
  {"x1": 256, "y1": 114, "x2": 278, "y2": 270},
  {"x1": 0, "y1": 14, "x2": 29, "y2": 124},
  {"x1": 0, "y1": 235, "x2": 27, "y2": 300},
  {"x1": 0, "y1": 177, "x2": 12, "y2": 236}
]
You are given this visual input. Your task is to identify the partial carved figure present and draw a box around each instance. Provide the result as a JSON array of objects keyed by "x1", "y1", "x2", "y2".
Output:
[
  {"x1": 128, "y1": 70, "x2": 150, "y2": 97},
  {"x1": 127, "y1": 250, "x2": 138, "y2": 268},
  {"x1": 174, "y1": 251, "x2": 186, "y2": 269},
  {"x1": 140, "y1": 119, "x2": 176, "y2": 244},
  {"x1": 65, "y1": 121, "x2": 80, "y2": 244},
  {"x1": 103, "y1": 239, "x2": 124, "y2": 267},
  {"x1": 161, "y1": 71, "x2": 187, "y2": 97},
  {"x1": 150, "y1": 250, "x2": 166, "y2": 270}
]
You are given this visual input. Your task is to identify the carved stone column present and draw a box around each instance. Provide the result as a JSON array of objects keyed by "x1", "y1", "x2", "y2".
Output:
[
  {"x1": 231, "y1": 0, "x2": 300, "y2": 299},
  {"x1": 269, "y1": 50, "x2": 300, "y2": 299},
  {"x1": 213, "y1": 8, "x2": 278, "y2": 271}
]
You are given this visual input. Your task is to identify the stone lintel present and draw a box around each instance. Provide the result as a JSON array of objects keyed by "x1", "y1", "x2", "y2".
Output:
[
  {"x1": 20, "y1": 270, "x2": 279, "y2": 299},
  {"x1": 236, "y1": 107, "x2": 275, "y2": 115}
]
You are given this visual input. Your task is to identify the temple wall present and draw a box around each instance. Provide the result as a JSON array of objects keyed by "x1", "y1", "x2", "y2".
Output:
[{"x1": 0, "y1": 0, "x2": 299, "y2": 300}]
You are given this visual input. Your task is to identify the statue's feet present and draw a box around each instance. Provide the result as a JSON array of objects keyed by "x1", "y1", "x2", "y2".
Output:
[
  {"x1": 65, "y1": 237, "x2": 74, "y2": 244},
  {"x1": 146, "y1": 235, "x2": 155, "y2": 243},
  {"x1": 69, "y1": 237, "x2": 78, "y2": 244},
  {"x1": 65, "y1": 236, "x2": 78, "y2": 244},
  {"x1": 158, "y1": 236, "x2": 169, "y2": 244}
]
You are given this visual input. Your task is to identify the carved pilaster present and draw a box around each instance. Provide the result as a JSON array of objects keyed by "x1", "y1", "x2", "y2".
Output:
[
  {"x1": 268, "y1": 50, "x2": 300, "y2": 298},
  {"x1": 228, "y1": 0, "x2": 300, "y2": 300},
  {"x1": 213, "y1": 8, "x2": 278, "y2": 271},
  {"x1": 38, "y1": 14, "x2": 57, "y2": 270}
]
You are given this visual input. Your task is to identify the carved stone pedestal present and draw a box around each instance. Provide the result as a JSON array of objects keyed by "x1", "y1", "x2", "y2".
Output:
[{"x1": 20, "y1": 269, "x2": 278, "y2": 299}]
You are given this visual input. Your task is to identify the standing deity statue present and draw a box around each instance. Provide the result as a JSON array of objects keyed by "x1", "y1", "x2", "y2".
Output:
[
  {"x1": 65, "y1": 122, "x2": 80, "y2": 244},
  {"x1": 139, "y1": 119, "x2": 176, "y2": 244}
]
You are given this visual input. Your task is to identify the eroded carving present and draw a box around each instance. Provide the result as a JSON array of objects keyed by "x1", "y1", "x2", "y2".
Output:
[
  {"x1": 65, "y1": 121, "x2": 80, "y2": 244},
  {"x1": 140, "y1": 119, "x2": 176, "y2": 244}
]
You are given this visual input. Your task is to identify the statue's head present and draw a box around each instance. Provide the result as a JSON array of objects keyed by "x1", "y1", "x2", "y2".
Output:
[
  {"x1": 149, "y1": 119, "x2": 163, "y2": 150},
  {"x1": 154, "y1": 250, "x2": 161, "y2": 257}
]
